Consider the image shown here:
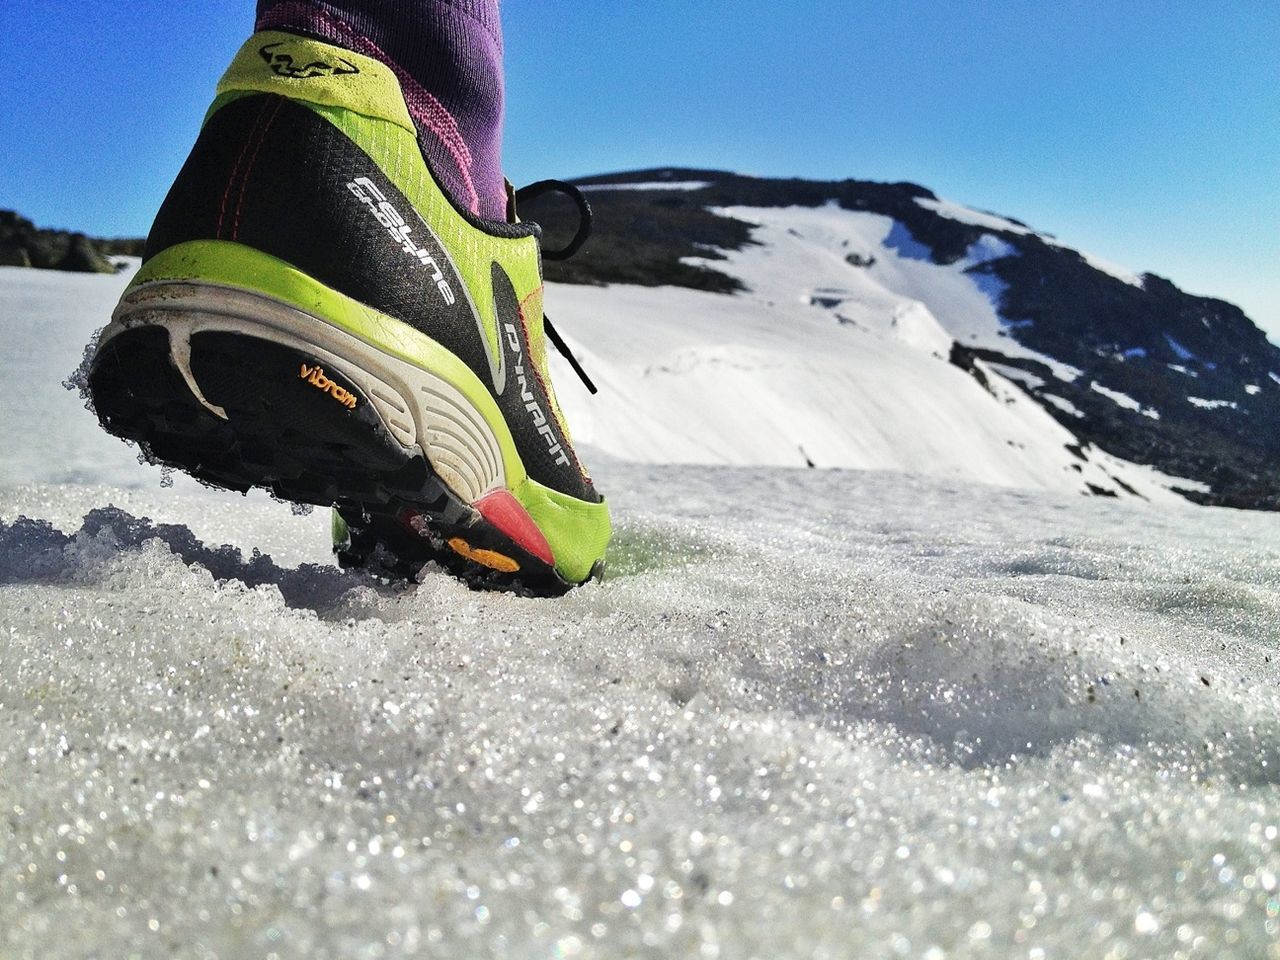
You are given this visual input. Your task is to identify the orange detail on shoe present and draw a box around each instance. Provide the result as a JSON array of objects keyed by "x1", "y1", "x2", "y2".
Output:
[
  {"x1": 518, "y1": 284, "x2": 543, "y2": 315},
  {"x1": 473, "y1": 489, "x2": 554, "y2": 566},
  {"x1": 298, "y1": 363, "x2": 358, "y2": 409},
  {"x1": 447, "y1": 537, "x2": 520, "y2": 573}
]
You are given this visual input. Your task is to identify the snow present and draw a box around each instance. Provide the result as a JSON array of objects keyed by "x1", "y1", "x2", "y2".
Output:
[
  {"x1": 986, "y1": 362, "x2": 1045, "y2": 391},
  {"x1": 1041, "y1": 392, "x2": 1085, "y2": 418},
  {"x1": 1090, "y1": 381, "x2": 1161, "y2": 420},
  {"x1": 1188, "y1": 397, "x2": 1240, "y2": 411},
  {"x1": 5, "y1": 264, "x2": 1279, "y2": 958},
  {"x1": 1077, "y1": 252, "x2": 1144, "y2": 289},
  {"x1": 548, "y1": 204, "x2": 1195, "y2": 500},
  {"x1": 5, "y1": 461, "x2": 1279, "y2": 958},
  {"x1": 914, "y1": 196, "x2": 1034, "y2": 236},
  {"x1": 705, "y1": 203, "x2": 1082, "y2": 388},
  {"x1": 1, "y1": 266, "x2": 205, "y2": 490},
  {"x1": 889, "y1": 300, "x2": 952, "y2": 359},
  {"x1": 1246, "y1": 385, "x2": 1262, "y2": 396},
  {"x1": 633, "y1": 201, "x2": 1212, "y2": 507},
  {"x1": 883, "y1": 219, "x2": 937, "y2": 261},
  {"x1": 1090, "y1": 381, "x2": 1143, "y2": 412},
  {"x1": 578, "y1": 181, "x2": 711, "y2": 193},
  {"x1": 1166, "y1": 333, "x2": 1198, "y2": 363},
  {"x1": 915, "y1": 196, "x2": 1145, "y2": 288},
  {"x1": 1169, "y1": 363, "x2": 1199, "y2": 378},
  {"x1": 962, "y1": 234, "x2": 1019, "y2": 266}
]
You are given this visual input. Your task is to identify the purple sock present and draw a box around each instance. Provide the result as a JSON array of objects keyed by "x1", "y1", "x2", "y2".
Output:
[{"x1": 255, "y1": 0, "x2": 508, "y2": 221}]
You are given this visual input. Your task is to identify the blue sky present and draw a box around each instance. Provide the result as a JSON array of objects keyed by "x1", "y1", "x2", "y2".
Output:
[{"x1": 4, "y1": 1, "x2": 1277, "y2": 337}]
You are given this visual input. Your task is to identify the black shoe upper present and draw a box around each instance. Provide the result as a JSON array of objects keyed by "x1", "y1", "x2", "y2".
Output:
[{"x1": 146, "y1": 94, "x2": 598, "y2": 503}]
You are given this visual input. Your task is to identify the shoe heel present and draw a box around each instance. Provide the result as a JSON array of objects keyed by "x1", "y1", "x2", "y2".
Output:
[
  {"x1": 89, "y1": 323, "x2": 453, "y2": 509},
  {"x1": 89, "y1": 321, "x2": 579, "y2": 593}
]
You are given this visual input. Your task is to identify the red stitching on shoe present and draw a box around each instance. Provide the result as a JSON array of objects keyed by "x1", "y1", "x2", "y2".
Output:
[
  {"x1": 256, "y1": 2, "x2": 485, "y2": 215},
  {"x1": 231, "y1": 98, "x2": 285, "y2": 241},
  {"x1": 519, "y1": 287, "x2": 542, "y2": 311},
  {"x1": 217, "y1": 99, "x2": 273, "y2": 240}
]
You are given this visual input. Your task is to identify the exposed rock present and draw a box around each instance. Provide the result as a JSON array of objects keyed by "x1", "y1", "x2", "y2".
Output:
[
  {"x1": 0, "y1": 244, "x2": 31, "y2": 268},
  {"x1": 0, "y1": 210, "x2": 135, "y2": 274},
  {"x1": 57, "y1": 233, "x2": 114, "y2": 273}
]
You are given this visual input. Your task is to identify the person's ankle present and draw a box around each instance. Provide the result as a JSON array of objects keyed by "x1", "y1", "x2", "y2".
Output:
[{"x1": 255, "y1": 1, "x2": 508, "y2": 220}]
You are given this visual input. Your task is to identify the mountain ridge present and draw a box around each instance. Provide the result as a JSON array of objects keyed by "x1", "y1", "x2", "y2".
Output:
[{"x1": 523, "y1": 167, "x2": 1279, "y2": 510}]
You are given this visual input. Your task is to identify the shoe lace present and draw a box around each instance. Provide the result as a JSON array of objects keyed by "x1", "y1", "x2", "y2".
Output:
[{"x1": 514, "y1": 180, "x2": 598, "y2": 395}]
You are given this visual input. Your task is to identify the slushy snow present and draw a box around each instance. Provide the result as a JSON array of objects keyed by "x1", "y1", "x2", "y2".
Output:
[{"x1": 2, "y1": 263, "x2": 1279, "y2": 959}]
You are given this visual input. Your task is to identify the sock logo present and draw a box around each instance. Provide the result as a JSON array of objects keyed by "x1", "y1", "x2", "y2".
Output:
[
  {"x1": 299, "y1": 363, "x2": 358, "y2": 409},
  {"x1": 346, "y1": 177, "x2": 457, "y2": 306},
  {"x1": 504, "y1": 322, "x2": 571, "y2": 467},
  {"x1": 260, "y1": 41, "x2": 359, "y2": 78}
]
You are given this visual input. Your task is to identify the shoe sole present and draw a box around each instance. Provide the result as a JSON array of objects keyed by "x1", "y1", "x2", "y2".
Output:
[{"x1": 87, "y1": 280, "x2": 591, "y2": 595}]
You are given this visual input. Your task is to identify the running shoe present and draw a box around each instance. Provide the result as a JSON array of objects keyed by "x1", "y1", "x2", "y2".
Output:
[{"x1": 85, "y1": 30, "x2": 611, "y2": 594}]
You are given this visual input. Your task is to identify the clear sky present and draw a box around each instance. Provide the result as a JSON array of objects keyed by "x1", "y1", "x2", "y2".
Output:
[{"x1": 4, "y1": 1, "x2": 1277, "y2": 338}]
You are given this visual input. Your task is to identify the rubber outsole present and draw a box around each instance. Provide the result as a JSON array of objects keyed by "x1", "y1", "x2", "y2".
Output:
[{"x1": 87, "y1": 324, "x2": 587, "y2": 595}]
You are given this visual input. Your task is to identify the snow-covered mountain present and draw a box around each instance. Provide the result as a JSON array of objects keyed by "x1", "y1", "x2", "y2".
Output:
[{"x1": 532, "y1": 169, "x2": 1280, "y2": 510}]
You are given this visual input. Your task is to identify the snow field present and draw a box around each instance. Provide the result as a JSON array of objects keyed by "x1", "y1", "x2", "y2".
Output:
[{"x1": 3, "y1": 465, "x2": 1279, "y2": 958}]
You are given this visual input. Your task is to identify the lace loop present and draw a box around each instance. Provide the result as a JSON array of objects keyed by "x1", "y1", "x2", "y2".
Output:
[
  {"x1": 516, "y1": 179, "x2": 599, "y2": 395},
  {"x1": 514, "y1": 179, "x2": 593, "y2": 261}
]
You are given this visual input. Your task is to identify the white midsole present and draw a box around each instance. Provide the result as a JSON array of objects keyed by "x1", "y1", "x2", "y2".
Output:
[{"x1": 98, "y1": 280, "x2": 506, "y2": 504}]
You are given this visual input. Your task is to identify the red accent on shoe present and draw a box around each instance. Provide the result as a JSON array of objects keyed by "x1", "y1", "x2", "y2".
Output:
[{"x1": 473, "y1": 489, "x2": 554, "y2": 566}]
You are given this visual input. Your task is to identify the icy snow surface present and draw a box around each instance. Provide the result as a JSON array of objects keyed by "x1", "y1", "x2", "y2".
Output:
[{"x1": 4, "y1": 268, "x2": 1280, "y2": 958}]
